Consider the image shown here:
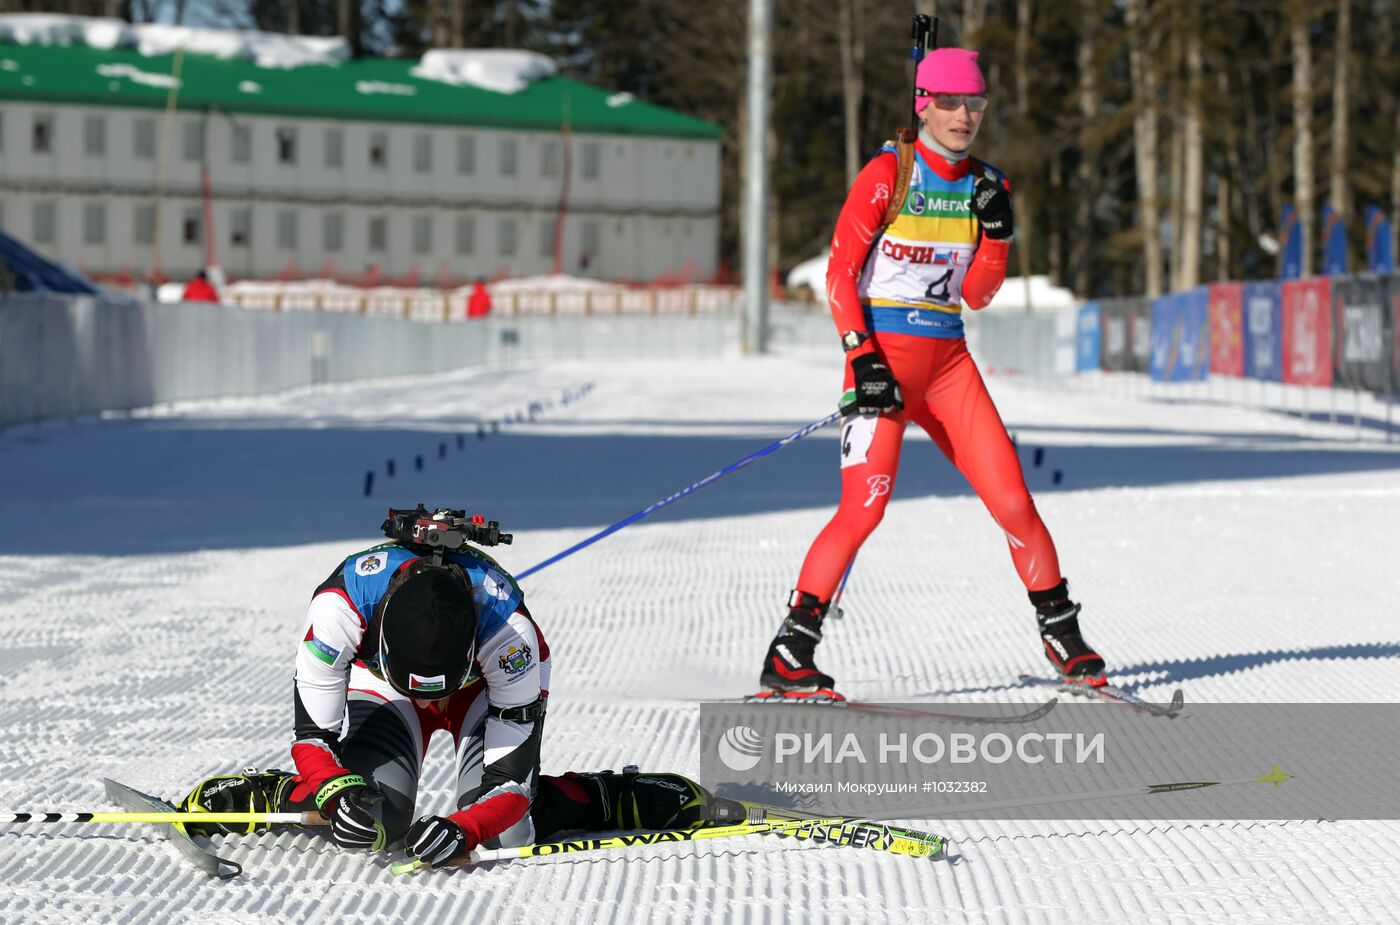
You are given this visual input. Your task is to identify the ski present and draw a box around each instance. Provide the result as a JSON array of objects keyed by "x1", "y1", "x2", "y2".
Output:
[
  {"x1": 737, "y1": 690, "x2": 1058, "y2": 725},
  {"x1": 739, "y1": 802, "x2": 945, "y2": 860},
  {"x1": 393, "y1": 811, "x2": 945, "y2": 873},
  {"x1": 1017, "y1": 675, "x2": 1184, "y2": 718},
  {"x1": 102, "y1": 779, "x2": 241, "y2": 880}
]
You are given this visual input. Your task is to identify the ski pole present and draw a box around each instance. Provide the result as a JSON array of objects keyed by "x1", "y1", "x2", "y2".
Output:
[
  {"x1": 391, "y1": 813, "x2": 944, "y2": 873},
  {"x1": 3, "y1": 811, "x2": 327, "y2": 825},
  {"x1": 516, "y1": 411, "x2": 843, "y2": 580}
]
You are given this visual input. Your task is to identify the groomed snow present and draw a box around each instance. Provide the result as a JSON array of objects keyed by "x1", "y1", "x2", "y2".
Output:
[
  {"x1": 411, "y1": 49, "x2": 557, "y2": 94},
  {"x1": 0, "y1": 343, "x2": 1396, "y2": 922}
]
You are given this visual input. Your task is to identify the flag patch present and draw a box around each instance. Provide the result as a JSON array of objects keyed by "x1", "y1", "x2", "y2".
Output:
[
  {"x1": 303, "y1": 629, "x2": 341, "y2": 666},
  {"x1": 409, "y1": 673, "x2": 446, "y2": 692}
]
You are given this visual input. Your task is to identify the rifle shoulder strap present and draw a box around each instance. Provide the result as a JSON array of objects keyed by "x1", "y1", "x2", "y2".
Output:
[{"x1": 881, "y1": 127, "x2": 918, "y2": 230}]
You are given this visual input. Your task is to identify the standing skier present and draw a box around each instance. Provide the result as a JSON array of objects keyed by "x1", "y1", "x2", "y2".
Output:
[{"x1": 759, "y1": 48, "x2": 1104, "y2": 696}]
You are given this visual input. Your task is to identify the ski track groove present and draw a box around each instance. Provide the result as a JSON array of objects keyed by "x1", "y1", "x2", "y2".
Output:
[{"x1": 0, "y1": 347, "x2": 1397, "y2": 922}]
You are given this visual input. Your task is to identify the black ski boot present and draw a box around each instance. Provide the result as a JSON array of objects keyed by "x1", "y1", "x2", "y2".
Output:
[
  {"x1": 1031, "y1": 580, "x2": 1105, "y2": 683},
  {"x1": 759, "y1": 591, "x2": 836, "y2": 693}
]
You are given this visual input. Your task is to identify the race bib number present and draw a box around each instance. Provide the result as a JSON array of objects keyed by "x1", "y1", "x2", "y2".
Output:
[{"x1": 840, "y1": 414, "x2": 878, "y2": 469}]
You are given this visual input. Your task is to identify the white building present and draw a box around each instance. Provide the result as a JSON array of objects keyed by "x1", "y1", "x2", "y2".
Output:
[{"x1": 0, "y1": 24, "x2": 723, "y2": 284}]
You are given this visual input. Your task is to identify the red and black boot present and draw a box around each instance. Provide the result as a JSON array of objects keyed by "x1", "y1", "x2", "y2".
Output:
[
  {"x1": 759, "y1": 590, "x2": 837, "y2": 695},
  {"x1": 1031, "y1": 580, "x2": 1105, "y2": 685}
]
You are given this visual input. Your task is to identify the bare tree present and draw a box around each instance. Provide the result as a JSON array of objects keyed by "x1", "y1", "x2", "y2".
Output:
[
  {"x1": 1291, "y1": 3, "x2": 1314, "y2": 276},
  {"x1": 1177, "y1": 3, "x2": 1203, "y2": 289},
  {"x1": 1072, "y1": 0, "x2": 1099, "y2": 296},
  {"x1": 837, "y1": 0, "x2": 865, "y2": 186},
  {"x1": 1126, "y1": 0, "x2": 1163, "y2": 295},
  {"x1": 1329, "y1": 0, "x2": 1351, "y2": 222}
]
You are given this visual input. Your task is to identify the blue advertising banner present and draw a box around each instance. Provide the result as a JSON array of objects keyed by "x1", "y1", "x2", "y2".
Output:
[
  {"x1": 1321, "y1": 204, "x2": 1348, "y2": 275},
  {"x1": 1367, "y1": 205, "x2": 1394, "y2": 274},
  {"x1": 1279, "y1": 204, "x2": 1302, "y2": 280},
  {"x1": 1076, "y1": 302, "x2": 1101, "y2": 372},
  {"x1": 1242, "y1": 281, "x2": 1283, "y2": 381},
  {"x1": 1149, "y1": 290, "x2": 1209, "y2": 382}
]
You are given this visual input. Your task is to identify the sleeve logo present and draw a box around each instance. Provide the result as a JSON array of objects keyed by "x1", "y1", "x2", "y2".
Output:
[
  {"x1": 355, "y1": 552, "x2": 388, "y2": 576},
  {"x1": 498, "y1": 643, "x2": 533, "y2": 677},
  {"x1": 303, "y1": 628, "x2": 341, "y2": 666}
]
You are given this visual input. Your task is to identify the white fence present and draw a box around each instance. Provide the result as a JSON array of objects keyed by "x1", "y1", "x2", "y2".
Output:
[{"x1": 0, "y1": 292, "x2": 740, "y2": 427}]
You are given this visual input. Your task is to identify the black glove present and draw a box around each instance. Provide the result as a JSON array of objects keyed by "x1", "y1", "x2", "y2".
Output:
[
  {"x1": 316, "y1": 774, "x2": 385, "y2": 851},
  {"x1": 970, "y1": 175, "x2": 1013, "y2": 240},
  {"x1": 850, "y1": 353, "x2": 902, "y2": 415},
  {"x1": 406, "y1": 815, "x2": 469, "y2": 868}
]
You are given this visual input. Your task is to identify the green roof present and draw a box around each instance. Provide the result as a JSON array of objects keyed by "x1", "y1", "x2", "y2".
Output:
[{"x1": 0, "y1": 43, "x2": 723, "y2": 140}]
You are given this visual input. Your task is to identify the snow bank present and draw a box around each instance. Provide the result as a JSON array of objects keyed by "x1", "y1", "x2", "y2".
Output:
[
  {"x1": 411, "y1": 49, "x2": 556, "y2": 94},
  {"x1": 0, "y1": 13, "x2": 349, "y2": 69},
  {"x1": 982, "y1": 274, "x2": 1078, "y2": 313},
  {"x1": 785, "y1": 253, "x2": 828, "y2": 295},
  {"x1": 488, "y1": 273, "x2": 623, "y2": 293}
]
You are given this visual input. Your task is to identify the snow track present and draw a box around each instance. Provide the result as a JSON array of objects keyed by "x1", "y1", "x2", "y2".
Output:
[{"x1": 1, "y1": 345, "x2": 1397, "y2": 923}]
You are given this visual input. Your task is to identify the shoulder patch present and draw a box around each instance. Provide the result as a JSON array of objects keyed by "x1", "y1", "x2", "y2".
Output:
[
  {"x1": 355, "y1": 552, "x2": 389, "y2": 576},
  {"x1": 481, "y1": 569, "x2": 513, "y2": 601}
]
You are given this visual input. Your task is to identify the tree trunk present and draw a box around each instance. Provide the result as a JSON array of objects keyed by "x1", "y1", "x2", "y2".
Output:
[
  {"x1": 1179, "y1": 17, "x2": 1203, "y2": 289},
  {"x1": 963, "y1": 0, "x2": 990, "y2": 40},
  {"x1": 1126, "y1": 0, "x2": 1163, "y2": 296},
  {"x1": 1291, "y1": 8, "x2": 1314, "y2": 277},
  {"x1": 1329, "y1": 0, "x2": 1350, "y2": 222},
  {"x1": 288, "y1": 0, "x2": 300, "y2": 35},
  {"x1": 1049, "y1": 150, "x2": 1063, "y2": 287},
  {"x1": 837, "y1": 0, "x2": 864, "y2": 186},
  {"x1": 1073, "y1": 0, "x2": 1098, "y2": 297},
  {"x1": 1216, "y1": 69, "x2": 1231, "y2": 280},
  {"x1": 1015, "y1": 0, "x2": 1033, "y2": 305},
  {"x1": 451, "y1": 0, "x2": 466, "y2": 48}
]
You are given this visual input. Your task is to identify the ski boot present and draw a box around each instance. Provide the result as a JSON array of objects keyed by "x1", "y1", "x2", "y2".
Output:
[
  {"x1": 759, "y1": 590, "x2": 837, "y2": 695},
  {"x1": 536, "y1": 767, "x2": 747, "y2": 836},
  {"x1": 179, "y1": 768, "x2": 306, "y2": 836},
  {"x1": 1031, "y1": 580, "x2": 1105, "y2": 685}
]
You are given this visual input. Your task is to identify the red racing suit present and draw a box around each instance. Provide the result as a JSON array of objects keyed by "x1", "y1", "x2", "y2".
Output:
[{"x1": 796, "y1": 138, "x2": 1063, "y2": 602}]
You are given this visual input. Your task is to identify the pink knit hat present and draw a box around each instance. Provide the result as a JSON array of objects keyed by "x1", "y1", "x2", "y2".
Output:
[{"x1": 914, "y1": 48, "x2": 986, "y2": 112}]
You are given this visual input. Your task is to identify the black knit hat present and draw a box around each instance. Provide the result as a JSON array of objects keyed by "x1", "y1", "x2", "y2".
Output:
[{"x1": 379, "y1": 561, "x2": 477, "y2": 700}]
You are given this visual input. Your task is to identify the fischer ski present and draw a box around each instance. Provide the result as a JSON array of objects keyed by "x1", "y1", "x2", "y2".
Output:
[
  {"x1": 738, "y1": 690, "x2": 1058, "y2": 725},
  {"x1": 392, "y1": 811, "x2": 945, "y2": 873},
  {"x1": 102, "y1": 779, "x2": 241, "y2": 880},
  {"x1": 1017, "y1": 675, "x2": 1184, "y2": 718}
]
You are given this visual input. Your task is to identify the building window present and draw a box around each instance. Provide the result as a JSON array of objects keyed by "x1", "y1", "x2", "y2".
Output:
[
  {"x1": 499, "y1": 138, "x2": 517, "y2": 177},
  {"x1": 456, "y1": 135, "x2": 474, "y2": 174},
  {"x1": 134, "y1": 118, "x2": 156, "y2": 159},
  {"x1": 581, "y1": 142, "x2": 599, "y2": 179},
  {"x1": 83, "y1": 115, "x2": 105, "y2": 157},
  {"x1": 323, "y1": 212, "x2": 343, "y2": 252},
  {"x1": 33, "y1": 201, "x2": 56, "y2": 244},
  {"x1": 455, "y1": 215, "x2": 475, "y2": 255},
  {"x1": 369, "y1": 132, "x2": 388, "y2": 169},
  {"x1": 325, "y1": 128, "x2": 343, "y2": 168},
  {"x1": 83, "y1": 202, "x2": 106, "y2": 245},
  {"x1": 276, "y1": 127, "x2": 296, "y2": 164},
  {"x1": 277, "y1": 210, "x2": 298, "y2": 249},
  {"x1": 183, "y1": 208, "x2": 202, "y2": 245},
  {"x1": 498, "y1": 217, "x2": 517, "y2": 256},
  {"x1": 230, "y1": 208, "x2": 250, "y2": 248},
  {"x1": 183, "y1": 120, "x2": 204, "y2": 162},
  {"x1": 230, "y1": 124, "x2": 250, "y2": 164},
  {"x1": 412, "y1": 215, "x2": 432, "y2": 254},
  {"x1": 541, "y1": 143, "x2": 559, "y2": 177},
  {"x1": 32, "y1": 114, "x2": 53, "y2": 153},
  {"x1": 413, "y1": 133, "x2": 432, "y2": 173},
  {"x1": 539, "y1": 219, "x2": 555, "y2": 257},
  {"x1": 368, "y1": 216, "x2": 387, "y2": 252},
  {"x1": 134, "y1": 204, "x2": 155, "y2": 245},
  {"x1": 581, "y1": 220, "x2": 599, "y2": 260}
]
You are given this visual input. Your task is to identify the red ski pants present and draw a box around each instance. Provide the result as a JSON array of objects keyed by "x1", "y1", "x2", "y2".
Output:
[{"x1": 796, "y1": 333, "x2": 1062, "y2": 601}]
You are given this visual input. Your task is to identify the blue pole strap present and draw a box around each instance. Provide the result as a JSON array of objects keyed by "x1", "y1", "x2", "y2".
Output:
[{"x1": 517, "y1": 411, "x2": 843, "y2": 580}]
